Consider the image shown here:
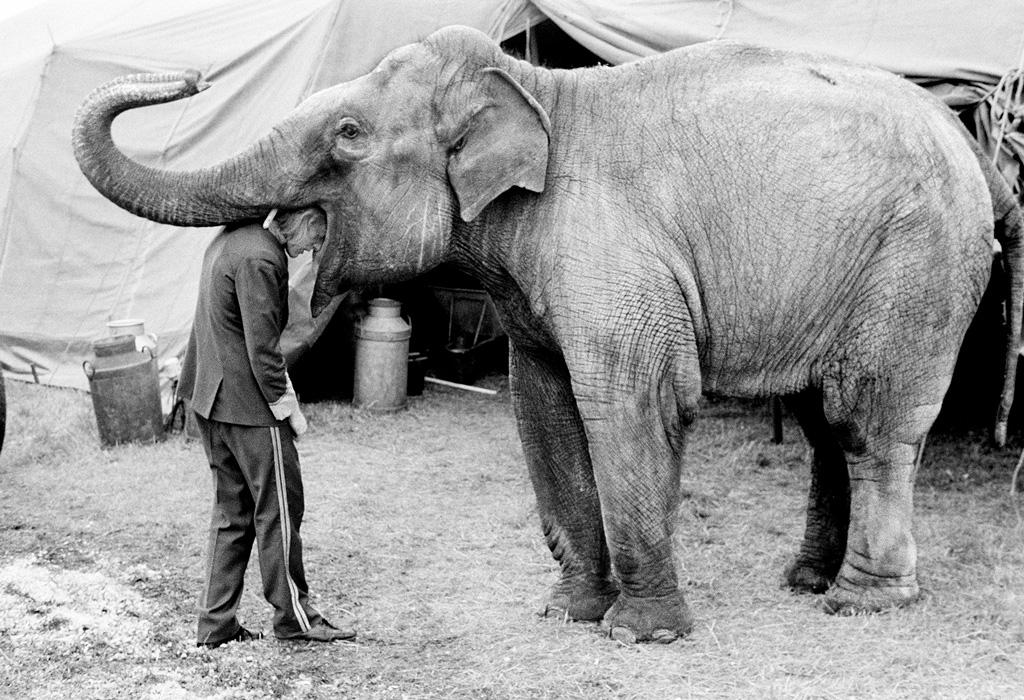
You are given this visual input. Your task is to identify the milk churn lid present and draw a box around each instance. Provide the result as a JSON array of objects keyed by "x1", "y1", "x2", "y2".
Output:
[{"x1": 93, "y1": 334, "x2": 137, "y2": 357}]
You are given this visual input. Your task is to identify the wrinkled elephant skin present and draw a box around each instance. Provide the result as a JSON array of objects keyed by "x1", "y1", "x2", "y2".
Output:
[{"x1": 73, "y1": 27, "x2": 1024, "y2": 643}]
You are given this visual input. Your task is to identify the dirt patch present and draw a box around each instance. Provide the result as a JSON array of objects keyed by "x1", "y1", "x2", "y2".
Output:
[{"x1": 0, "y1": 556, "x2": 154, "y2": 650}]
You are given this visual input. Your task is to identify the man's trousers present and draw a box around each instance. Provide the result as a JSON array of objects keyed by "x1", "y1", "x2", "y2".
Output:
[{"x1": 195, "y1": 416, "x2": 323, "y2": 644}]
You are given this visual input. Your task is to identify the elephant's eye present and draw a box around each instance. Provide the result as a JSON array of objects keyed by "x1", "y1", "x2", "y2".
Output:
[
  {"x1": 451, "y1": 135, "x2": 466, "y2": 154},
  {"x1": 337, "y1": 120, "x2": 361, "y2": 139}
]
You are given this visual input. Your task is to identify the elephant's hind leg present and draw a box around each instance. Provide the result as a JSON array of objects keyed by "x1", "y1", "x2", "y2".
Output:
[
  {"x1": 509, "y1": 345, "x2": 619, "y2": 622},
  {"x1": 782, "y1": 389, "x2": 850, "y2": 594},
  {"x1": 818, "y1": 369, "x2": 938, "y2": 614}
]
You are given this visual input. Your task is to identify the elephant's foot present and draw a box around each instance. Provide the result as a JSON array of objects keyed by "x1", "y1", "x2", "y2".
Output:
[
  {"x1": 599, "y1": 590, "x2": 693, "y2": 644},
  {"x1": 542, "y1": 577, "x2": 619, "y2": 622},
  {"x1": 784, "y1": 556, "x2": 842, "y2": 594},
  {"x1": 821, "y1": 569, "x2": 920, "y2": 615}
]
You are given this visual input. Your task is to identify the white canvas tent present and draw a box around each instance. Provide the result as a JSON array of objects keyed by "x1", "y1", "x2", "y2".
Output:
[{"x1": 1, "y1": 0, "x2": 1023, "y2": 394}]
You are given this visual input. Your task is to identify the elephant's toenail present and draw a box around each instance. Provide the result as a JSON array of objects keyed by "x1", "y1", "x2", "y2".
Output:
[
  {"x1": 609, "y1": 626, "x2": 637, "y2": 645},
  {"x1": 651, "y1": 629, "x2": 677, "y2": 644},
  {"x1": 542, "y1": 605, "x2": 569, "y2": 622}
]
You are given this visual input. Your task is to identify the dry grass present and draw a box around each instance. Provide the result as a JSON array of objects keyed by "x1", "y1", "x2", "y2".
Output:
[{"x1": 1, "y1": 377, "x2": 1022, "y2": 699}]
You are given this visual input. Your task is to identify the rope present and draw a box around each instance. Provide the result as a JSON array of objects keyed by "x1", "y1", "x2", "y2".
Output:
[
  {"x1": 990, "y1": 22, "x2": 1024, "y2": 168},
  {"x1": 989, "y1": 69, "x2": 1024, "y2": 168}
]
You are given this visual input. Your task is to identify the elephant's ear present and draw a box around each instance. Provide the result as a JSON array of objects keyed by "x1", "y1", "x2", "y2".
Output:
[{"x1": 448, "y1": 68, "x2": 551, "y2": 223}]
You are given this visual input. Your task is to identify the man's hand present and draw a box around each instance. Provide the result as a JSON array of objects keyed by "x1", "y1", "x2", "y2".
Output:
[
  {"x1": 288, "y1": 407, "x2": 308, "y2": 438},
  {"x1": 269, "y1": 373, "x2": 306, "y2": 437}
]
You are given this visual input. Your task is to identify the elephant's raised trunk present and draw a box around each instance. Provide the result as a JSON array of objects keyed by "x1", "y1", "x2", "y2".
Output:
[{"x1": 72, "y1": 70, "x2": 298, "y2": 226}]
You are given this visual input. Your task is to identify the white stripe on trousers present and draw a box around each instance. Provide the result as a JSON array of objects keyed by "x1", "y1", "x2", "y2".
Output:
[{"x1": 271, "y1": 426, "x2": 311, "y2": 632}]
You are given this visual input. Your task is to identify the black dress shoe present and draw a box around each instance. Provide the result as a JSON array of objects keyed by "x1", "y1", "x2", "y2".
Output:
[
  {"x1": 284, "y1": 620, "x2": 356, "y2": 643},
  {"x1": 197, "y1": 626, "x2": 264, "y2": 649}
]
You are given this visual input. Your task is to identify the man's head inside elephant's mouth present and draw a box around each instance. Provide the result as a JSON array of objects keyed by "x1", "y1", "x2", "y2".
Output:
[
  {"x1": 263, "y1": 206, "x2": 327, "y2": 259},
  {"x1": 71, "y1": 31, "x2": 550, "y2": 316}
]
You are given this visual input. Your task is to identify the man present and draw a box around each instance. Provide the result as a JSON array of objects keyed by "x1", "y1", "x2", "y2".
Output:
[{"x1": 179, "y1": 208, "x2": 355, "y2": 647}]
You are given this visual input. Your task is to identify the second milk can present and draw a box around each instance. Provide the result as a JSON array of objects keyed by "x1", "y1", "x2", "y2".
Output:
[
  {"x1": 84, "y1": 334, "x2": 164, "y2": 447},
  {"x1": 353, "y1": 298, "x2": 411, "y2": 411}
]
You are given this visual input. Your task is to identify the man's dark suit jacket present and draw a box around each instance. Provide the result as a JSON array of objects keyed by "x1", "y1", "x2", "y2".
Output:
[{"x1": 179, "y1": 224, "x2": 289, "y2": 426}]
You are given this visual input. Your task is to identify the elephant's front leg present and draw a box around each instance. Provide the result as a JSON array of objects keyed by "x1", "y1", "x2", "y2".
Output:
[
  {"x1": 566, "y1": 345, "x2": 700, "y2": 643},
  {"x1": 578, "y1": 397, "x2": 695, "y2": 643},
  {"x1": 509, "y1": 344, "x2": 619, "y2": 622}
]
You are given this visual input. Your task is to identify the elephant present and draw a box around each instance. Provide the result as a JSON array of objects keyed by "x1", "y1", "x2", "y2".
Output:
[{"x1": 73, "y1": 26, "x2": 1023, "y2": 644}]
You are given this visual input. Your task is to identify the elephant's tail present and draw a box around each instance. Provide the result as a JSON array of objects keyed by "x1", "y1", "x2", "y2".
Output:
[
  {"x1": 994, "y1": 194, "x2": 1023, "y2": 448},
  {"x1": 975, "y1": 147, "x2": 1024, "y2": 447}
]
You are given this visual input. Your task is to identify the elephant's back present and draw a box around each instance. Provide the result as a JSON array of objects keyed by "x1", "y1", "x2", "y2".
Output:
[
  {"x1": 655, "y1": 39, "x2": 928, "y2": 107},
  {"x1": 575, "y1": 39, "x2": 955, "y2": 145},
  {"x1": 634, "y1": 39, "x2": 987, "y2": 228},
  {"x1": 554, "y1": 40, "x2": 972, "y2": 199}
]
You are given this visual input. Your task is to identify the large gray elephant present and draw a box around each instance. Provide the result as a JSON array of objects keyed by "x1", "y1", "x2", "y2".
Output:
[{"x1": 73, "y1": 26, "x2": 1023, "y2": 643}]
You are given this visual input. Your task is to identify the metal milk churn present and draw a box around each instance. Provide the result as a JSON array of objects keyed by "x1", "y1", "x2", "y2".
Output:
[
  {"x1": 84, "y1": 334, "x2": 164, "y2": 447},
  {"x1": 353, "y1": 298, "x2": 411, "y2": 412}
]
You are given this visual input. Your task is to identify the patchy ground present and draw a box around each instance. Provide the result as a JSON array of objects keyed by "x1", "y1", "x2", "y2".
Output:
[
  {"x1": 1, "y1": 377, "x2": 1022, "y2": 699},
  {"x1": 0, "y1": 557, "x2": 154, "y2": 652}
]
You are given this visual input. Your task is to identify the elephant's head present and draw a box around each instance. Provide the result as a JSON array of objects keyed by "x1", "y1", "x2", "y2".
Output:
[{"x1": 72, "y1": 26, "x2": 551, "y2": 315}]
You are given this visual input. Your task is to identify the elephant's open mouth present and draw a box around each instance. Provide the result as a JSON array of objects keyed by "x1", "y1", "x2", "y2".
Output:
[{"x1": 308, "y1": 204, "x2": 348, "y2": 317}]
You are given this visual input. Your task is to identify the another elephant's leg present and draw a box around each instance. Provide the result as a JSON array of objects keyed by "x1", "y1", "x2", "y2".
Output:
[
  {"x1": 782, "y1": 389, "x2": 850, "y2": 593},
  {"x1": 509, "y1": 344, "x2": 619, "y2": 622}
]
